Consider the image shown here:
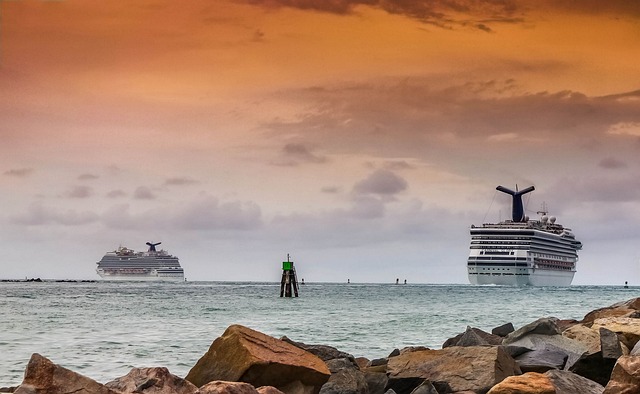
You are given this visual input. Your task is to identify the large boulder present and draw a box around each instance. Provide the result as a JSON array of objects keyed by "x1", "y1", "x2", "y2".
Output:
[
  {"x1": 386, "y1": 346, "x2": 520, "y2": 394},
  {"x1": 491, "y1": 323, "x2": 515, "y2": 338},
  {"x1": 581, "y1": 298, "x2": 640, "y2": 326},
  {"x1": 591, "y1": 317, "x2": 640, "y2": 350},
  {"x1": 106, "y1": 367, "x2": 197, "y2": 394},
  {"x1": 442, "y1": 326, "x2": 502, "y2": 348},
  {"x1": 568, "y1": 351, "x2": 616, "y2": 387},
  {"x1": 599, "y1": 327, "x2": 623, "y2": 360},
  {"x1": 544, "y1": 370, "x2": 604, "y2": 394},
  {"x1": 486, "y1": 372, "x2": 555, "y2": 394},
  {"x1": 185, "y1": 325, "x2": 330, "y2": 394},
  {"x1": 562, "y1": 324, "x2": 601, "y2": 353},
  {"x1": 514, "y1": 349, "x2": 567, "y2": 373},
  {"x1": 502, "y1": 333, "x2": 588, "y2": 371},
  {"x1": 362, "y1": 372, "x2": 387, "y2": 394},
  {"x1": 603, "y1": 355, "x2": 640, "y2": 394},
  {"x1": 281, "y1": 337, "x2": 353, "y2": 362},
  {"x1": 14, "y1": 353, "x2": 119, "y2": 394},
  {"x1": 318, "y1": 358, "x2": 367, "y2": 394},
  {"x1": 503, "y1": 318, "x2": 561, "y2": 345},
  {"x1": 197, "y1": 381, "x2": 259, "y2": 394}
]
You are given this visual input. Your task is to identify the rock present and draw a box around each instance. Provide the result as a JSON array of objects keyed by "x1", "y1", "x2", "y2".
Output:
[
  {"x1": 14, "y1": 353, "x2": 119, "y2": 394},
  {"x1": 386, "y1": 346, "x2": 520, "y2": 394},
  {"x1": 603, "y1": 355, "x2": 640, "y2": 394},
  {"x1": 407, "y1": 381, "x2": 437, "y2": 394},
  {"x1": 503, "y1": 318, "x2": 561, "y2": 344},
  {"x1": 581, "y1": 298, "x2": 640, "y2": 326},
  {"x1": 257, "y1": 387, "x2": 285, "y2": 394},
  {"x1": 514, "y1": 348, "x2": 568, "y2": 373},
  {"x1": 281, "y1": 337, "x2": 354, "y2": 362},
  {"x1": 388, "y1": 349, "x2": 400, "y2": 358},
  {"x1": 568, "y1": 351, "x2": 616, "y2": 387},
  {"x1": 600, "y1": 327, "x2": 623, "y2": 360},
  {"x1": 106, "y1": 367, "x2": 197, "y2": 394},
  {"x1": 486, "y1": 372, "x2": 555, "y2": 394},
  {"x1": 362, "y1": 372, "x2": 387, "y2": 394},
  {"x1": 319, "y1": 358, "x2": 367, "y2": 394},
  {"x1": 185, "y1": 325, "x2": 330, "y2": 394},
  {"x1": 197, "y1": 381, "x2": 259, "y2": 394},
  {"x1": 592, "y1": 317, "x2": 640, "y2": 350},
  {"x1": 442, "y1": 326, "x2": 502, "y2": 348},
  {"x1": 492, "y1": 322, "x2": 515, "y2": 337},
  {"x1": 0, "y1": 388, "x2": 17, "y2": 393},
  {"x1": 631, "y1": 341, "x2": 640, "y2": 356},
  {"x1": 562, "y1": 324, "x2": 601, "y2": 353},
  {"x1": 500, "y1": 345, "x2": 532, "y2": 359},
  {"x1": 544, "y1": 369, "x2": 604, "y2": 394},
  {"x1": 354, "y1": 358, "x2": 369, "y2": 370},
  {"x1": 501, "y1": 333, "x2": 588, "y2": 370}
]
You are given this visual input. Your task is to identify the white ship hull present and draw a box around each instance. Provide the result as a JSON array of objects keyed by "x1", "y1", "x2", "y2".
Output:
[
  {"x1": 96, "y1": 271, "x2": 184, "y2": 282},
  {"x1": 468, "y1": 266, "x2": 575, "y2": 286}
]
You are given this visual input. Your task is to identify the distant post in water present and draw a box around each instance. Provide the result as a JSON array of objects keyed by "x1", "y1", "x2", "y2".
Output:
[{"x1": 280, "y1": 254, "x2": 299, "y2": 297}]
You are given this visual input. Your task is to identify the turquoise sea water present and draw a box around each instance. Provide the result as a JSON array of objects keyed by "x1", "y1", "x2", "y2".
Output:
[{"x1": 1, "y1": 281, "x2": 638, "y2": 386}]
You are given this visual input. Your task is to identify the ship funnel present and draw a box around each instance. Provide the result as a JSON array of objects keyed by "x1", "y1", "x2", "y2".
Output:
[
  {"x1": 496, "y1": 185, "x2": 535, "y2": 222},
  {"x1": 146, "y1": 242, "x2": 162, "y2": 252}
]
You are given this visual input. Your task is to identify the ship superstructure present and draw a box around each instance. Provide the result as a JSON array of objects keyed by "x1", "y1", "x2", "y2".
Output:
[
  {"x1": 467, "y1": 186, "x2": 582, "y2": 286},
  {"x1": 96, "y1": 242, "x2": 184, "y2": 281}
]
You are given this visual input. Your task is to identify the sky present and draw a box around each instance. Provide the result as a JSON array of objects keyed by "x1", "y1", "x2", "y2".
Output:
[{"x1": 1, "y1": 0, "x2": 640, "y2": 284}]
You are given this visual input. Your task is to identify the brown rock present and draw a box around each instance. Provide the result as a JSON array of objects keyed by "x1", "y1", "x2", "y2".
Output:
[
  {"x1": 257, "y1": 387, "x2": 285, "y2": 394},
  {"x1": 603, "y1": 355, "x2": 640, "y2": 394},
  {"x1": 386, "y1": 346, "x2": 520, "y2": 393},
  {"x1": 14, "y1": 353, "x2": 119, "y2": 394},
  {"x1": 185, "y1": 325, "x2": 330, "y2": 394},
  {"x1": 486, "y1": 372, "x2": 555, "y2": 394},
  {"x1": 105, "y1": 367, "x2": 197, "y2": 394},
  {"x1": 591, "y1": 317, "x2": 640, "y2": 350},
  {"x1": 581, "y1": 298, "x2": 640, "y2": 326},
  {"x1": 197, "y1": 381, "x2": 259, "y2": 394},
  {"x1": 562, "y1": 324, "x2": 600, "y2": 353}
]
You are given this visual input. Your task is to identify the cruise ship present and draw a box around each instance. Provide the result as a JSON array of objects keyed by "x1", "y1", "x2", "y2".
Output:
[
  {"x1": 467, "y1": 186, "x2": 582, "y2": 286},
  {"x1": 96, "y1": 242, "x2": 184, "y2": 281}
]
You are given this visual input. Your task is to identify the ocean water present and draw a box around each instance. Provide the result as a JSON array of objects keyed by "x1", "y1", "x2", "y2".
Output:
[{"x1": 1, "y1": 281, "x2": 637, "y2": 386}]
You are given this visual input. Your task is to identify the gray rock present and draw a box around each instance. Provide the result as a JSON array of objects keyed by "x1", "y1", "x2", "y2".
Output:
[
  {"x1": 388, "y1": 349, "x2": 400, "y2": 358},
  {"x1": 500, "y1": 345, "x2": 532, "y2": 358},
  {"x1": 319, "y1": 358, "x2": 367, "y2": 394},
  {"x1": 631, "y1": 341, "x2": 640, "y2": 356},
  {"x1": 569, "y1": 351, "x2": 617, "y2": 387},
  {"x1": 281, "y1": 337, "x2": 354, "y2": 362},
  {"x1": 515, "y1": 349, "x2": 568, "y2": 372},
  {"x1": 544, "y1": 370, "x2": 604, "y2": 394},
  {"x1": 501, "y1": 333, "x2": 588, "y2": 370},
  {"x1": 503, "y1": 317, "x2": 562, "y2": 344},
  {"x1": 599, "y1": 327, "x2": 623, "y2": 360},
  {"x1": 492, "y1": 322, "x2": 515, "y2": 337},
  {"x1": 442, "y1": 327, "x2": 502, "y2": 348},
  {"x1": 363, "y1": 372, "x2": 387, "y2": 394},
  {"x1": 408, "y1": 381, "x2": 437, "y2": 394}
]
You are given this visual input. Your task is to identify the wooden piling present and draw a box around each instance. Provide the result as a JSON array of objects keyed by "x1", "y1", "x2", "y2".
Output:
[{"x1": 280, "y1": 254, "x2": 299, "y2": 297}]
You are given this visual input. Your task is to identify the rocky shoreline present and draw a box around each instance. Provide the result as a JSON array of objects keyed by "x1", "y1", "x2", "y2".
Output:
[{"x1": 5, "y1": 297, "x2": 640, "y2": 394}]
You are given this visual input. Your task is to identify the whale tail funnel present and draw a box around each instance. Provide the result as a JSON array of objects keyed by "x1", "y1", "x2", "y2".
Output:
[
  {"x1": 496, "y1": 185, "x2": 535, "y2": 222},
  {"x1": 146, "y1": 242, "x2": 162, "y2": 252}
]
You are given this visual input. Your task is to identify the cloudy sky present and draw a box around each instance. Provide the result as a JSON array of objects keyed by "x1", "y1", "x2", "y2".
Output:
[{"x1": 1, "y1": 0, "x2": 639, "y2": 284}]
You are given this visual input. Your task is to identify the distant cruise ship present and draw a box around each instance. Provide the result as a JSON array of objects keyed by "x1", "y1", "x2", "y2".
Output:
[
  {"x1": 467, "y1": 186, "x2": 582, "y2": 286},
  {"x1": 96, "y1": 242, "x2": 184, "y2": 281}
]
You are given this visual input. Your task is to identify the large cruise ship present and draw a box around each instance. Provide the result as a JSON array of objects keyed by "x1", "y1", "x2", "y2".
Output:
[
  {"x1": 467, "y1": 186, "x2": 582, "y2": 286},
  {"x1": 96, "y1": 242, "x2": 184, "y2": 281}
]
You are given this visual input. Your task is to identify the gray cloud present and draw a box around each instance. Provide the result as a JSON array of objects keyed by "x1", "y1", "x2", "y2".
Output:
[
  {"x1": 353, "y1": 169, "x2": 408, "y2": 196},
  {"x1": 65, "y1": 185, "x2": 93, "y2": 199},
  {"x1": 78, "y1": 173, "x2": 99, "y2": 181},
  {"x1": 598, "y1": 157, "x2": 627, "y2": 170},
  {"x1": 165, "y1": 176, "x2": 199, "y2": 186},
  {"x1": 106, "y1": 189, "x2": 127, "y2": 198},
  {"x1": 4, "y1": 168, "x2": 34, "y2": 177},
  {"x1": 321, "y1": 186, "x2": 341, "y2": 194},
  {"x1": 11, "y1": 202, "x2": 99, "y2": 226},
  {"x1": 271, "y1": 143, "x2": 328, "y2": 166},
  {"x1": 101, "y1": 196, "x2": 262, "y2": 231},
  {"x1": 133, "y1": 186, "x2": 156, "y2": 200}
]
